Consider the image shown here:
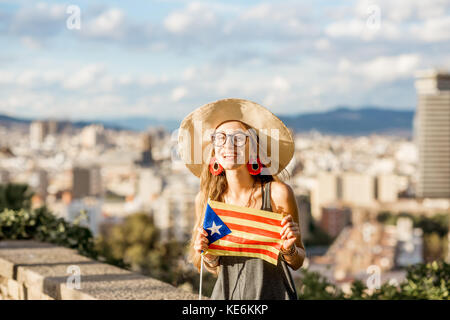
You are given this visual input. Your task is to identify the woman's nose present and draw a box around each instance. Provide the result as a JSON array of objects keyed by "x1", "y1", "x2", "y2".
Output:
[{"x1": 224, "y1": 136, "x2": 235, "y2": 148}]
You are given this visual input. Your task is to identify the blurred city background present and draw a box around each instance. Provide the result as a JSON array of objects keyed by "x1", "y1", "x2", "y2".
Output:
[{"x1": 0, "y1": 0, "x2": 449, "y2": 299}]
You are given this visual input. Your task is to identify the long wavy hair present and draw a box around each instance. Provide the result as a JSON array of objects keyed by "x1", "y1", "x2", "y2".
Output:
[{"x1": 187, "y1": 121, "x2": 289, "y2": 273}]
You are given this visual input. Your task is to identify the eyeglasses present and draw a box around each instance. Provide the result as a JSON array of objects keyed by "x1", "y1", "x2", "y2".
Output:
[{"x1": 211, "y1": 131, "x2": 249, "y2": 147}]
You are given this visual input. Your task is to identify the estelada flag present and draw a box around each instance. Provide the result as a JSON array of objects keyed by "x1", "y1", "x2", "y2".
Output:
[{"x1": 202, "y1": 198, "x2": 283, "y2": 265}]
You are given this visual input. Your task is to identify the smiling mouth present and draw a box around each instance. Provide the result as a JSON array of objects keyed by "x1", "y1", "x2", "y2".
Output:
[{"x1": 222, "y1": 153, "x2": 238, "y2": 159}]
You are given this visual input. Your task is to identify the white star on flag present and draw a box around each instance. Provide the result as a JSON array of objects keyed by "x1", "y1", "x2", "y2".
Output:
[{"x1": 207, "y1": 221, "x2": 222, "y2": 236}]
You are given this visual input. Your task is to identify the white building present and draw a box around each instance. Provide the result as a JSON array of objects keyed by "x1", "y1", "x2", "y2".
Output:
[
  {"x1": 80, "y1": 124, "x2": 106, "y2": 149},
  {"x1": 65, "y1": 197, "x2": 103, "y2": 236},
  {"x1": 395, "y1": 217, "x2": 424, "y2": 267},
  {"x1": 30, "y1": 121, "x2": 48, "y2": 149},
  {"x1": 29, "y1": 169, "x2": 49, "y2": 198},
  {"x1": 150, "y1": 173, "x2": 198, "y2": 242}
]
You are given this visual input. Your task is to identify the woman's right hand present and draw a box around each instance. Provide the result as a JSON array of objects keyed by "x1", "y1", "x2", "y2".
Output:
[{"x1": 194, "y1": 226, "x2": 216, "y2": 261}]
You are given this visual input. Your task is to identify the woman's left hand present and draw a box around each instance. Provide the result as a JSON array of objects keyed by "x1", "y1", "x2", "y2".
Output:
[{"x1": 280, "y1": 214, "x2": 300, "y2": 251}]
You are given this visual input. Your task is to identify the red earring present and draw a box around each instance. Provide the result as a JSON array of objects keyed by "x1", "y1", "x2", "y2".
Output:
[
  {"x1": 247, "y1": 157, "x2": 262, "y2": 175},
  {"x1": 209, "y1": 157, "x2": 224, "y2": 176}
]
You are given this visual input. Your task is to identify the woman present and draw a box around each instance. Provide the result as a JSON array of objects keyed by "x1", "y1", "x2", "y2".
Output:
[{"x1": 177, "y1": 98, "x2": 306, "y2": 300}]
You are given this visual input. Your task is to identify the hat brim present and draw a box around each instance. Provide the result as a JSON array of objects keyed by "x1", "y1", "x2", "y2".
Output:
[{"x1": 177, "y1": 98, "x2": 294, "y2": 177}]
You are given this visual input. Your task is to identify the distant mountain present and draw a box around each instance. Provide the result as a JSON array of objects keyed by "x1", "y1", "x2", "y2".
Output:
[
  {"x1": 98, "y1": 107, "x2": 415, "y2": 136},
  {"x1": 0, "y1": 114, "x2": 30, "y2": 125},
  {"x1": 0, "y1": 106, "x2": 415, "y2": 137},
  {"x1": 278, "y1": 106, "x2": 414, "y2": 137},
  {"x1": 100, "y1": 117, "x2": 181, "y2": 132},
  {"x1": 0, "y1": 114, "x2": 127, "y2": 131}
]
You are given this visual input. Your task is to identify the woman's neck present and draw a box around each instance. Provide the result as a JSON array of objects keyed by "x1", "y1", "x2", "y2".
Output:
[{"x1": 224, "y1": 165, "x2": 256, "y2": 199}]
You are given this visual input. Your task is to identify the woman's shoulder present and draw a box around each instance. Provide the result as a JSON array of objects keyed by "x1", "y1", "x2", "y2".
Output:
[
  {"x1": 269, "y1": 180, "x2": 298, "y2": 217},
  {"x1": 269, "y1": 180, "x2": 295, "y2": 204}
]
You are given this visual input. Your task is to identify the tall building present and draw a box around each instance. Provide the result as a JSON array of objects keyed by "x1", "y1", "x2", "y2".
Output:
[
  {"x1": 414, "y1": 70, "x2": 450, "y2": 199},
  {"x1": 47, "y1": 120, "x2": 59, "y2": 136},
  {"x1": 72, "y1": 167, "x2": 90, "y2": 199},
  {"x1": 340, "y1": 173, "x2": 376, "y2": 206},
  {"x1": 72, "y1": 165, "x2": 103, "y2": 199},
  {"x1": 30, "y1": 121, "x2": 48, "y2": 149},
  {"x1": 320, "y1": 204, "x2": 352, "y2": 238},
  {"x1": 135, "y1": 133, "x2": 154, "y2": 167},
  {"x1": 312, "y1": 172, "x2": 338, "y2": 220},
  {"x1": 136, "y1": 167, "x2": 162, "y2": 211},
  {"x1": 80, "y1": 124, "x2": 106, "y2": 149},
  {"x1": 296, "y1": 195, "x2": 311, "y2": 241},
  {"x1": 375, "y1": 174, "x2": 399, "y2": 203}
]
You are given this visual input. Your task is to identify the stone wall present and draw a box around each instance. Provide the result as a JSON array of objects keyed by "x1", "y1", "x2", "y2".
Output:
[{"x1": 0, "y1": 240, "x2": 199, "y2": 300}]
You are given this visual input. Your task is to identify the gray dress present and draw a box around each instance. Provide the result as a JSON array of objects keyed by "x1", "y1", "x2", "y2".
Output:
[{"x1": 210, "y1": 181, "x2": 298, "y2": 300}]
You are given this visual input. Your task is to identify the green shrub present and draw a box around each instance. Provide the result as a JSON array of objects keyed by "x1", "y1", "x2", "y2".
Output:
[
  {"x1": 0, "y1": 206, "x2": 98, "y2": 260},
  {"x1": 298, "y1": 260, "x2": 450, "y2": 300},
  {"x1": 297, "y1": 268, "x2": 344, "y2": 300}
]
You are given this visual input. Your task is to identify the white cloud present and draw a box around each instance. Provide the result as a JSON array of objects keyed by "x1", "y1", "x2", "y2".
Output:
[
  {"x1": 63, "y1": 64, "x2": 106, "y2": 90},
  {"x1": 325, "y1": 19, "x2": 365, "y2": 38},
  {"x1": 20, "y1": 36, "x2": 43, "y2": 49},
  {"x1": 355, "y1": 0, "x2": 449, "y2": 22},
  {"x1": 164, "y1": 2, "x2": 218, "y2": 34},
  {"x1": 171, "y1": 86, "x2": 188, "y2": 101},
  {"x1": 15, "y1": 70, "x2": 39, "y2": 86},
  {"x1": 0, "y1": 64, "x2": 170, "y2": 95},
  {"x1": 328, "y1": 0, "x2": 450, "y2": 43},
  {"x1": 314, "y1": 38, "x2": 331, "y2": 51},
  {"x1": 226, "y1": 2, "x2": 312, "y2": 40},
  {"x1": 272, "y1": 76, "x2": 291, "y2": 92},
  {"x1": 338, "y1": 54, "x2": 421, "y2": 83},
  {"x1": 410, "y1": 16, "x2": 450, "y2": 42},
  {"x1": 8, "y1": 2, "x2": 66, "y2": 38},
  {"x1": 325, "y1": 18, "x2": 402, "y2": 41},
  {"x1": 1, "y1": 90, "x2": 57, "y2": 116},
  {"x1": 81, "y1": 8, "x2": 127, "y2": 40},
  {"x1": 1, "y1": 1, "x2": 449, "y2": 120},
  {"x1": 182, "y1": 66, "x2": 197, "y2": 81}
]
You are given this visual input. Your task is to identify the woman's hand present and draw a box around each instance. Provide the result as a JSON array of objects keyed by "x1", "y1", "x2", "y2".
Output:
[
  {"x1": 194, "y1": 226, "x2": 217, "y2": 263},
  {"x1": 280, "y1": 214, "x2": 300, "y2": 251}
]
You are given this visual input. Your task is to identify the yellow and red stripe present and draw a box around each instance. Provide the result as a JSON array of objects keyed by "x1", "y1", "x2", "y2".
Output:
[{"x1": 204, "y1": 199, "x2": 283, "y2": 265}]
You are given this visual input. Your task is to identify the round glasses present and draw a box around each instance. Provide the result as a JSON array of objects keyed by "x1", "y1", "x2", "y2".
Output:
[{"x1": 211, "y1": 131, "x2": 249, "y2": 147}]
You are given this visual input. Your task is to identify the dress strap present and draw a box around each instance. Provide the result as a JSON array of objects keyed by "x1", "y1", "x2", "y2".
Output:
[
  {"x1": 260, "y1": 182, "x2": 264, "y2": 209},
  {"x1": 262, "y1": 181, "x2": 272, "y2": 211}
]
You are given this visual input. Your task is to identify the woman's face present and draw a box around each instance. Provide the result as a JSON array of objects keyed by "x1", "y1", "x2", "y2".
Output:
[{"x1": 212, "y1": 121, "x2": 250, "y2": 171}]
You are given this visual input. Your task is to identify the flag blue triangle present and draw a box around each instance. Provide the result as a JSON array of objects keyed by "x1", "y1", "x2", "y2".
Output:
[{"x1": 203, "y1": 203, "x2": 231, "y2": 244}]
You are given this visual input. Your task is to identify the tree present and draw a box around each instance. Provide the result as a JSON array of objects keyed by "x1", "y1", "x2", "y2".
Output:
[
  {"x1": 95, "y1": 213, "x2": 191, "y2": 286},
  {"x1": 0, "y1": 183, "x2": 34, "y2": 212}
]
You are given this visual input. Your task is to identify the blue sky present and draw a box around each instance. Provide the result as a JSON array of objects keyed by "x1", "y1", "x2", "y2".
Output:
[{"x1": 0, "y1": 0, "x2": 449, "y2": 121}]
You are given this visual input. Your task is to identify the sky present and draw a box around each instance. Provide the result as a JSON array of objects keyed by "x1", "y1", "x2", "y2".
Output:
[{"x1": 0, "y1": 0, "x2": 449, "y2": 121}]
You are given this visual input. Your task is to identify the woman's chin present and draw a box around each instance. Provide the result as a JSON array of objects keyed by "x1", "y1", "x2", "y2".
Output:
[{"x1": 221, "y1": 163, "x2": 246, "y2": 171}]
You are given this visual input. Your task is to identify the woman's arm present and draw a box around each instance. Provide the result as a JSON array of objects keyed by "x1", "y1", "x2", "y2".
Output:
[{"x1": 271, "y1": 181, "x2": 306, "y2": 270}]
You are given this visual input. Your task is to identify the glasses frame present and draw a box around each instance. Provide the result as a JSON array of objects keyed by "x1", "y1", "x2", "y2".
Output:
[{"x1": 210, "y1": 131, "x2": 250, "y2": 147}]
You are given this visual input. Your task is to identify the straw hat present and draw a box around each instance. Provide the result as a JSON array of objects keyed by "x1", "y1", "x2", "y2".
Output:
[{"x1": 177, "y1": 98, "x2": 295, "y2": 178}]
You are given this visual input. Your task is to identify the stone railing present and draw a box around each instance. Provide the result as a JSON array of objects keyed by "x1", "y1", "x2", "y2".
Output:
[{"x1": 0, "y1": 240, "x2": 199, "y2": 300}]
